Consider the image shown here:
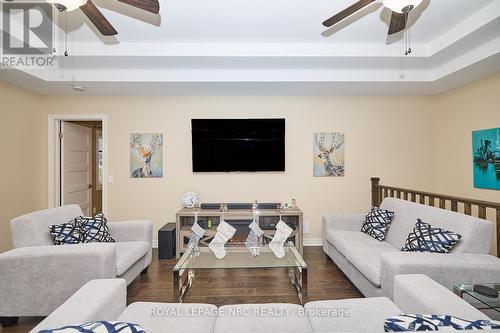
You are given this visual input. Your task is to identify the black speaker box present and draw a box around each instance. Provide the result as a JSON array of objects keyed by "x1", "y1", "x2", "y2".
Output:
[{"x1": 158, "y1": 223, "x2": 176, "y2": 260}]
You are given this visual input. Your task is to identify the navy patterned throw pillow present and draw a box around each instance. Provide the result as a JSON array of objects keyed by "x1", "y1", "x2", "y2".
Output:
[
  {"x1": 384, "y1": 314, "x2": 500, "y2": 331},
  {"x1": 37, "y1": 320, "x2": 145, "y2": 333},
  {"x1": 49, "y1": 221, "x2": 82, "y2": 245},
  {"x1": 361, "y1": 207, "x2": 395, "y2": 241},
  {"x1": 78, "y1": 213, "x2": 115, "y2": 243},
  {"x1": 401, "y1": 219, "x2": 461, "y2": 253}
]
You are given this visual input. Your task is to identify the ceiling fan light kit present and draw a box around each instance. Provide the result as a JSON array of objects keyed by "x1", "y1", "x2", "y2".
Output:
[
  {"x1": 38, "y1": 0, "x2": 159, "y2": 37},
  {"x1": 51, "y1": 0, "x2": 87, "y2": 12},
  {"x1": 323, "y1": 0, "x2": 426, "y2": 55},
  {"x1": 382, "y1": 0, "x2": 423, "y2": 13}
]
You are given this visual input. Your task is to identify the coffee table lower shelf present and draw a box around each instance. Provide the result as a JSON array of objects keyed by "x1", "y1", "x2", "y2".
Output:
[
  {"x1": 173, "y1": 265, "x2": 308, "y2": 305},
  {"x1": 173, "y1": 243, "x2": 308, "y2": 305}
]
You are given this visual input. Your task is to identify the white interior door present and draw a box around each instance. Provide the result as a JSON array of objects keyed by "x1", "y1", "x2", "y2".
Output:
[{"x1": 61, "y1": 122, "x2": 92, "y2": 216}]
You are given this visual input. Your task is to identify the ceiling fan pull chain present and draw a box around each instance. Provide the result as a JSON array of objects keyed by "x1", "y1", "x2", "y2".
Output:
[
  {"x1": 404, "y1": 29, "x2": 408, "y2": 56},
  {"x1": 64, "y1": 14, "x2": 69, "y2": 57},
  {"x1": 404, "y1": 11, "x2": 409, "y2": 56},
  {"x1": 408, "y1": 25, "x2": 412, "y2": 54}
]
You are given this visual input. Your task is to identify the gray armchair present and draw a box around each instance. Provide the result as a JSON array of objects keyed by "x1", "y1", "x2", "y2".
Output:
[{"x1": 0, "y1": 205, "x2": 152, "y2": 326}]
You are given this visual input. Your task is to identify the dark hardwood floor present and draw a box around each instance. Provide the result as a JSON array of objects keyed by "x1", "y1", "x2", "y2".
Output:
[{"x1": 2, "y1": 247, "x2": 362, "y2": 333}]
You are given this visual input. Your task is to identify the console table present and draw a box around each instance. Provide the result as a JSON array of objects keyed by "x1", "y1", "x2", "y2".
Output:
[{"x1": 175, "y1": 206, "x2": 303, "y2": 259}]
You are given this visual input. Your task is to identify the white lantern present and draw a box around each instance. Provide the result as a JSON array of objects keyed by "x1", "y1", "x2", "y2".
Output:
[
  {"x1": 50, "y1": 0, "x2": 87, "y2": 12},
  {"x1": 382, "y1": 0, "x2": 423, "y2": 13}
]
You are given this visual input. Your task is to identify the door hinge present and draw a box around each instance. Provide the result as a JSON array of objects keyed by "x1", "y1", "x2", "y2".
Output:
[{"x1": 59, "y1": 132, "x2": 63, "y2": 139}]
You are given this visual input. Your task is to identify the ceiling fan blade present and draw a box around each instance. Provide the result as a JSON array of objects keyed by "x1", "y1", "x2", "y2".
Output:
[
  {"x1": 388, "y1": 11, "x2": 407, "y2": 35},
  {"x1": 80, "y1": 0, "x2": 117, "y2": 36},
  {"x1": 322, "y1": 0, "x2": 375, "y2": 28},
  {"x1": 118, "y1": 0, "x2": 159, "y2": 14}
]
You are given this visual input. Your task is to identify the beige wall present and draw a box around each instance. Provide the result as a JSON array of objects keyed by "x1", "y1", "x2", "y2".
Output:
[
  {"x1": 0, "y1": 73, "x2": 499, "y2": 254},
  {"x1": 434, "y1": 74, "x2": 500, "y2": 255},
  {"x1": 40, "y1": 96, "x2": 437, "y2": 243},
  {"x1": 0, "y1": 82, "x2": 45, "y2": 253}
]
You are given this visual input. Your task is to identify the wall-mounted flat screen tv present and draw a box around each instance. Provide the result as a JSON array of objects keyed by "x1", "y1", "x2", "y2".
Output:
[{"x1": 192, "y1": 118, "x2": 285, "y2": 172}]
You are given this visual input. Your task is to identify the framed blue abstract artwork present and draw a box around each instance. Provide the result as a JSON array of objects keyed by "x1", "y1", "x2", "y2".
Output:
[{"x1": 472, "y1": 127, "x2": 500, "y2": 190}]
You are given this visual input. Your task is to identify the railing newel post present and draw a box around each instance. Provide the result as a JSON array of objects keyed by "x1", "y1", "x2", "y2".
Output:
[{"x1": 371, "y1": 177, "x2": 381, "y2": 207}]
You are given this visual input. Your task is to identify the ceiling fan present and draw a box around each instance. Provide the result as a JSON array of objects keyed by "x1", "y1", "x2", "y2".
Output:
[
  {"x1": 52, "y1": 0, "x2": 160, "y2": 36},
  {"x1": 323, "y1": 0, "x2": 423, "y2": 36}
]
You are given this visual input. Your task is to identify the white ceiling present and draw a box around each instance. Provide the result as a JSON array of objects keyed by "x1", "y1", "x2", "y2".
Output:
[
  {"x1": 1, "y1": 0, "x2": 500, "y2": 95},
  {"x1": 66, "y1": 0, "x2": 490, "y2": 43}
]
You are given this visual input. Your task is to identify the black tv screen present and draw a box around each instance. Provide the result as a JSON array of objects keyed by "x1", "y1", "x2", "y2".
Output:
[{"x1": 192, "y1": 119, "x2": 285, "y2": 172}]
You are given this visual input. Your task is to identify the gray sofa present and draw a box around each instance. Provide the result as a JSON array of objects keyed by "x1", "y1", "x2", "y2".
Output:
[
  {"x1": 323, "y1": 197, "x2": 500, "y2": 298},
  {"x1": 31, "y1": 274, "x2": 495, "y2": 333},
  {"x1": 0, "y1": 205, "x2": 152, "y2": 322}
]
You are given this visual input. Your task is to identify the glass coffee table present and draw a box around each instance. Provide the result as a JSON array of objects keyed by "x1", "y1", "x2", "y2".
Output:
[
  {"x1": 173, "y1": 242, "x2": 308, "y2": 304},
  {"x1": 454, "y1": 283, "x2": 500, "y2": 314}
]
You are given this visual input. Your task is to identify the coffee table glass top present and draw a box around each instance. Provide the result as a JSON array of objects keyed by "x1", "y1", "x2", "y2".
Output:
[
  {"x1": 174, "y1": 242, "x2": 307, "y2": 271},
  {"x1": 454, "y1": 283, "x2": 500, "y2": 313}
]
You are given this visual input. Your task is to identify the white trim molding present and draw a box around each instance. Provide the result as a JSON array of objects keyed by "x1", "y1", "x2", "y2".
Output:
[
  {"x1": 48, "y1": 114, "x2": 108, "y2": 215},
  {"x1": 303, "y1": 238, "x2": 323, "y2": 247}
]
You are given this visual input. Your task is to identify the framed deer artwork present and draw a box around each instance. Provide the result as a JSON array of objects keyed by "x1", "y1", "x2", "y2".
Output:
[
  {"x1": 130, "y1": 133, "x2": 164, "y2": 178},
  {"x1": 313, "y1": 132, "x2": 345, "y2": 177}
]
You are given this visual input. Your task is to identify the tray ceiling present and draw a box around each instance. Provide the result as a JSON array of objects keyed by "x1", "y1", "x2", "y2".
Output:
[{"x1": 1, "y1": 0, "x2": 499, "y2": 95}]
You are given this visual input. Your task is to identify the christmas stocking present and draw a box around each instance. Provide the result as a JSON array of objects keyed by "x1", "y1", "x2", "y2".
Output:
[
  {"x1": 187, "y1": 214, "x2": 205, "y2": 256},
  {"x1": 269, "y1": 220, "x2": 293, "y2": 259},
  {"x1": 245, "y1": 220, "x2": 264, "y2": 256},
  {"x1": 209, "y1": 220, "x2": 236, "y2": 259}
]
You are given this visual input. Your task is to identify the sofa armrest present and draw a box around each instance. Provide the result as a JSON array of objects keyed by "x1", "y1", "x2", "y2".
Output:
[
  {"x1": 108, "y1": 220, "x2": 152, "y2": 267},
  {"x1": 381, "y1": 252, "x2": 500, "y2": 300},
  {"x1": 30, "y1": 279, "x2": 126, "y2": 333},
  {"x1": 393, "y1": 274, "x2": 489, "y2": 320},
  {"x1": 0, "y1": 244, "x2": 116, "y2": 316}
]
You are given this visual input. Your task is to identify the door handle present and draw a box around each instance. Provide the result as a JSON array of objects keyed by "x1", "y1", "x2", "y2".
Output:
[{"x1": 88, "y1": 184, "x2": 93, "y2": 189}]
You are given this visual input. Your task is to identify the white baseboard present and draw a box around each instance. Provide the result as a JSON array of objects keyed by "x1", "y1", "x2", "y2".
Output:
[
  {"x1": 303, "y1": 238, "x2": 322, "y2": 246},
  {"x1": 152, "y1": 238, "x2": 322, "y2": 249}
]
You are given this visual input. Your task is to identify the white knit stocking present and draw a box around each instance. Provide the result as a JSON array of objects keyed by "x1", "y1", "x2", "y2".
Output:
[
  {"x1": 269, "y1": 220, "x2": 293, "y2": 259},
  {"x1": 209, "y1": 220, "x2": 236, "y2": 259}
]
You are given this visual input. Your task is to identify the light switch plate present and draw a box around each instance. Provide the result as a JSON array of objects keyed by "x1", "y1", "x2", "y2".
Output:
[{"x1": 108, "y1": 175, "x2": 114, "y2": 183}]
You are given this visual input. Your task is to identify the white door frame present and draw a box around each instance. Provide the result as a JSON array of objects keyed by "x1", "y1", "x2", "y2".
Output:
[{"x1": 48, "y1": 114, "x2": 108, "y2": 215}]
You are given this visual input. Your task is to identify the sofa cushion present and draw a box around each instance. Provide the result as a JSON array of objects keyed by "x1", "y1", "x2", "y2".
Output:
[
  {"x1": 38, "y1": 321, "x2": 145, "y2": 333},
  {"x1": 361, "y1": 207, "x2": 395, "y2": 241},
  {"x1": 327, "y1": 230, "x2": 396, "y2": 258},
  {"x1": 346, "y1": 246, "x2": 399, "y2": 287},
  {"x1": 384, "y1": 314, "x2": 500, "y2": 332},
  {"x1": 401, "y1": 219, "x2": 462, "y2": 254},
  {"x1": 380, "y1": 198, "x2": 492, "y2": 254},
  {"x1": 78, "y1": 214, "x2": 115, "y2": 243},
  {"x1": 10, "y1": 205, "x2": 84, "y2": 248},
  {"x1": 49, "y1": 221, "x2": 82, "y2": 245},
  {"x1": 115, "y1": 241, "x2": 149, "y2": 276},
  {"x1": 214, "y1": 304, "x2": 313, "y2": 333},
  {"x1": 305, "y1": 297, "x2": 401, "y2": 333},
  {"x1": 117, "y1": 302, "x2": 217, "y2": 333}
]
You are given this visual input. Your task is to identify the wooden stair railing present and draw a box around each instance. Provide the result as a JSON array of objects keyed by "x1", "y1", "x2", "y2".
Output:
[{"x1": 371, "y1": 177, "x2": 500, "y2": 257}]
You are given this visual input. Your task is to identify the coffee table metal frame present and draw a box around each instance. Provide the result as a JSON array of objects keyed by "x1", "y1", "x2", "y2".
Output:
[
  {"x1": 173, "y1": 241, "x2": 308, "y2": 304},
  {"x1": 454, "y1": 282, "x2": 500, "y2": 313}
]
